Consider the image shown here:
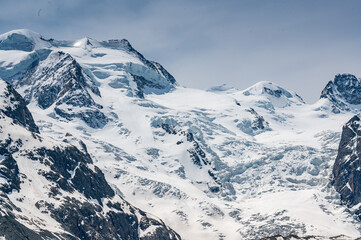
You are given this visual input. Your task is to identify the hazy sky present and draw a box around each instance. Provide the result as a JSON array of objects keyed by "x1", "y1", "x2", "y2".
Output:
[{"x1": 1, "y1": 0, "x2": 361, "y2": 102}]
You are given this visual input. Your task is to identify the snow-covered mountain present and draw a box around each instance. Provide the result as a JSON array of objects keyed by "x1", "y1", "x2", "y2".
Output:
[
  {"x1": 0, "y1": 80, "x2": 181, "y2": 239},
  {"x1": 1, "y1": 29, "x2": 361, "y2": 239}
]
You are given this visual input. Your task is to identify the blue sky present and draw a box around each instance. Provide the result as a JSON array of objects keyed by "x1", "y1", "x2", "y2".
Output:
[{"x1": 1, "y1": 0, "x2": 361, "y2": 102}]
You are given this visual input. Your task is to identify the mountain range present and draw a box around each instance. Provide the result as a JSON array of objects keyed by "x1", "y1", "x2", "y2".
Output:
[{"x1": 1, "y1": 29, "x2": 361, "y2": 239}]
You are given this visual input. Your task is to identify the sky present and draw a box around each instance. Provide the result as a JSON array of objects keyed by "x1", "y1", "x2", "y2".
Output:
[{"x1": 0, "y1": 0, "x2": 361, "y2": 102}]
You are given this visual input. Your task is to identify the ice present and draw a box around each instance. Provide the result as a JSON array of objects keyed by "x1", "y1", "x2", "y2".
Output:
[
  {"x1": 0, "y1": 29, "x2": 52, "y2": 51},
  {"x1": 0, "y1": 29, "x2": 360, "y2": 239},
  {"x1": 30, "y1": 80, "x2": 359, "y2": 239}
]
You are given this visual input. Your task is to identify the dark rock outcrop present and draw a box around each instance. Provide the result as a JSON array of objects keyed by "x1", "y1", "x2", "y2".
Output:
[
  {"x1": 0, "y1": 139, "x2": 21, "y2": 194},
  {"x1": 246, "y1": 107, "x2": 270, "y2": 131},
  {"x1": 235, "y1": 107, "x2": 270, "y2": 136},
  {"x1": 158, "y1": 122, "x2": 210, "y2": 167},
  {"x1": 18, "y1": 51, "x2": 108, "y2": 128},
  {"x1": 0, "y1": 81, "x2": 39, "y2": 133},
  {"x1": 332, "y1": 115, "x2": 361, "y2": 208},
  {"x1": 0, "y1": 214, "x2": 64, "y2": 240},
  {"x1": 321, "y1": 74, "x2": 361, "y2": 113},
  {"x1": 185, "y1": 131, "x2": 210, "y2": 167}
]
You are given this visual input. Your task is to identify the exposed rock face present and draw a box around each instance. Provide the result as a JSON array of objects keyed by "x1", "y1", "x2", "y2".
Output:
[
  {"x1": 0, "y1": 80, "x2": 181, "y2": 240},
  {"x1": 157, "y1": 122, "x2": 211, "y2": 167},
  {"x1": 236, "y1": 107, "x2": 270, "y2": 135},
  {"x1": 247, "y1": 108, "x2": 269, "y2": 131},
  {"x1": 0, "y1": 80, "x2": 39, "y2": 133},
  {"x1": 320, "y1": 74, "x2": 361, "y2": 113},
  {"x1": 332, "y1": 114, "x2": 361, "y2": 209},
  {"x1": 152, "y1": 119, "x2": 220, "y2": 193},
  {"x1": 0, "y1": 215, "x2": 57, "y2": 240},
  {"x1": 20, "y1": 51, "x2": 100, "y2": 107},
  {"x1": 18, "y1": 51, "x2": 108, "y2": 128}
]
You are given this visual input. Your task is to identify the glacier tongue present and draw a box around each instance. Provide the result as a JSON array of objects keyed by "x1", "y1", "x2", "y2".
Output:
[{"x1": 0, "y1": 29, "x2": 361, "y2": 239}]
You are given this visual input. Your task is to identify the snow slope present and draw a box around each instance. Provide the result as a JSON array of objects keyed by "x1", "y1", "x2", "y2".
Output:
[
  {"x1": 0, "y1": 79, "x2": 181, "y2": 240},
  {"x1": 0, "y1": 29, "x2": 361, "y2": 239}
]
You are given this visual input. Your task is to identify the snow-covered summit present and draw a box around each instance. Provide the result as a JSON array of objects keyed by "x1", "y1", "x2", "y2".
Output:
[
  {"x1": 206, "y1": 81, "x2": 305, "y2": 109},
  {"x1": 0, "y1": 29, "x2": 177, "y2": 127},
  {"x1": 242, "y1": 81, "x2": 305, "y2": 106},
  {"x1": 320, "y1": 74, "x2": 361, "y2": 113},
  {"x1": 0, "y1": 29, "x2": 52, "y2": 51},
  {"x1": 73, "y1": 37, "x2": 101, "y2": 49}
]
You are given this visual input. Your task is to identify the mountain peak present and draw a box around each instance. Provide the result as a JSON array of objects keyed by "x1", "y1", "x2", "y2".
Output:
[
  {"x1": 333, "y1": 73, "x2": 358, "y2": 86},
  {"x1": 243, "y1": 81, "x2": 287, "y2": 96},
  {"x1": 73, "y1": 37, "x2": 101, "y2": 49},
  {"x1": 0, "y1": 29, "x2": 51, "y2": 51},
  {"x1": 242, "y1": 81, "x2": 305, "y2": 106},
  {"x1": 320, "y1": 73, "x2": 361, "y2": 113}
]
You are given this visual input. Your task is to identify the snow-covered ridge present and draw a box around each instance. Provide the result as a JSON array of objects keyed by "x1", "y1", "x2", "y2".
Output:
[
  {"x1": 0, "y1": 29, "x2": 178, "y2": 127},
  {"x1": 0, "y1": 29, "x2": 52, "y2": 51},
  {"x1": 1, "y1": 28, "x2": 361, "y2": 239},
  {"x1": 0, "y1": 29, "x2": 176, "y2": 98},
  {"x1": 241, "y1": 81, "x2": 305, "y2": 107}
]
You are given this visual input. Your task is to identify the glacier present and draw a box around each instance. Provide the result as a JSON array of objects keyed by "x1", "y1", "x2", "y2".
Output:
[{"x1": 0, "y1": 29, "x2": 361, "y2": 239}]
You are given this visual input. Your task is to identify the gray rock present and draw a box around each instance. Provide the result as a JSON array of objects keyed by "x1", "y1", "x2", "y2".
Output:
[
  {"x1": 321, "y1": 74, "x2": 361, "y2": 113},
  {"x1": 332, "y1": 115, "x2": 361, "y2": 208}
]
